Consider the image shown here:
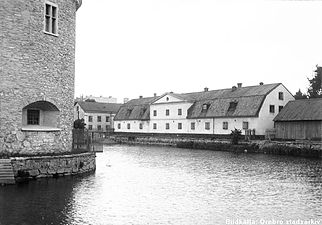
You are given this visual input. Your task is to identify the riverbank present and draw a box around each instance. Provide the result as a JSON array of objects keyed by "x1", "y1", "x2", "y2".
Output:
[
  {"x1": 102, "y1": 134, "x2": 322, "y2": 159},
  {"x1": 0, "y1": 152, "x2": 96, "y2": 184}
]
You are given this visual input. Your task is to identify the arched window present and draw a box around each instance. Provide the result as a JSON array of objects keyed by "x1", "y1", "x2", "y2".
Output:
[{"x1": 22, "y1": 101, "x2": 60, "y2": 130}]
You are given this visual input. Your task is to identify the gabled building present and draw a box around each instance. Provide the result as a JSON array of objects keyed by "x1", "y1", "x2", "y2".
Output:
[
  {"x1": 114, "y1": 83, "x2": 294, "y2": 136},
  {"x1": 74, "y1": 102, "x2": 122, "y2": 132},
  {"x1": 274, "y1": 98, "x2": 322, "y2": 140},
  {"x1": 113, "y1": 96, "x2": 159, "y2": 133}
]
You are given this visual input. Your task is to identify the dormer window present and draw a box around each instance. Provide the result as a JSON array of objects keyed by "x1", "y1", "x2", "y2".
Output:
[
  {"x1": 44, "y1": 2, "x2": 58, "y2": 35},
  {"x1": 202, "y1": 104, "x2": 210, "y2": 111},
  {"x1": 126, "y1": 109, "x2": 133, "y2": 117},
  {"x1": 227, "y1": 101, "x2": 238, "y2": 115}
]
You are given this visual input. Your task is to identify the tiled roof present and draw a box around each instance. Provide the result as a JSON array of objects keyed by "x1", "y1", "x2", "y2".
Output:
[
  {"x1": 187, "y1": 96, "x2": 266, "y2": 118},
  {"x1": 274, "y1": 98, "x2": 322, "y2": 121},
  {"x1": 114, "y1": 96, "x2": 159, "y2": 121},
  {"x1": 77, "y1": 101, "x2": 122, "y2": 114},
  {"x1": 179, "y1": 83, "x2": 280, "y2": 101}
]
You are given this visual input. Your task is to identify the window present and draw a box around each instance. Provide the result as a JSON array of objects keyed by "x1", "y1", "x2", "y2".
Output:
[
  {"x1": 97, "y1": 125, "x2": 101, "y2": 131},
  {"x1": 242, "y1": 121, "x2": 249, "y2": 130},
  {"x1": 117, "y1": 123, "x2": 121, "y2": 129},
  {"x1": 166, "y1": 109, "x2": 170, "y2": 116},
  {"x1": 191, "y1": 122, "x2": 195, "y2": 130},
  {"x1": 202, "y1": 104, "x2": 209, "y2": 111},
  {"x1": 269, "y1": 105, "x2": 275, "y2": 113},
  {"x1": 227, "y1": 101, "x2": 238, "y2": 115},
  {"x1": 153, "y1": 123, "x2": 157, "y2": 130},
  {"x1": 279, "y1": 106, "x2": 284, "y2": 112},
  {"x1": 27, "y1": 109, "x2": 40, "y2": 125},
  {"x1": 44, "y1": 2, "x2": 58, "y2": 35},
  {"x1": 178, "y1": 109, "x2": 182, "y2": 116},
  {"x1": 139, "y1": 123, "x2": 143, "y2": 130},
  {"x1": 22, "y1": 101, "x2": 59, "y2": 129},
  {"x1": 178, "y1": 123, "x2": 182, "y2": 130},
  {"x1": 166, "y1": 123, "x2": 170, "y2": 130},
  {"x1": 97, "y1": 116, "x2": 101, "y2": 122},
  {"x1": 106, "y1": 125, "x2": 110, "y2": 131},
  {"x1": 88, "y1": 116, "x2": 93, "y2": 122},
  {"x1": 153, "y1": 110, "x2": 157, "y2": 116},
  {"x1": 106, "y1": 116, "x2": 110, "y2": 122},
  {"x1": 223, "y1": 122, "x2": 228, "y2": 130},
  {"x1": 76, "y1": 106, "x2": 79, "y2": 111},
  {"x1": 205, "y1": 122, "x2": 210, "y2": 130},
  {"x1": 278, "y1": 92, "x2": 284, "y2": 100},
  {"x1": 127, "y1": 123, "x2": 130, "y2": 129},
  {"x1": 88, "y1": 125, "x2": 92, "y2": 130}
]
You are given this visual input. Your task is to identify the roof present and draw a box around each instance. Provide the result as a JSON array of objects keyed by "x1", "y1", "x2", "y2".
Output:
[
  {"x1": 77, "y1": 101, "x2": 122, "y2": 114},
  {"x1": 114, "y1": 83, "x2": 282, "y2": 120},
  {"x1": 178, "y1": 83, "x2": 281, "y2": 102},
  {"x1": 114, "y1": 96, "x2": 159, "y2": 121},
  {"x1": 274, "y1": 98, "x2": 322, "y2": 121},
  {"x1": 187, "y1": 95, "x2": 266, "y2": 118}
]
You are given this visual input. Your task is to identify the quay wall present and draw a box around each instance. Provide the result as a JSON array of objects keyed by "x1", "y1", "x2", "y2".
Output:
[
  {"x1": 10, "y1": 152, "x2": 96, "y2": 182},
  {"x1": 107, "y1": 134, "x2": 322, "y2": 159}
]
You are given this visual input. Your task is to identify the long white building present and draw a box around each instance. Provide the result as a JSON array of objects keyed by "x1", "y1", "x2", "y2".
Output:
[{"x1": 114, "y1": 83, "x2": 294, "y2": 136}]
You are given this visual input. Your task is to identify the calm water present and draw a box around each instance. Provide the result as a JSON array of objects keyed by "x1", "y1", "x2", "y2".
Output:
[{"x1": 0, "y1": 145, "x2": 321, "y2": 225}]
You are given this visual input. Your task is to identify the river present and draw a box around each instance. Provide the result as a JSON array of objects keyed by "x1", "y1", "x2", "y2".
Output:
[{"x1": 0, "y1": 145, "x2": 321, "y2": 225}]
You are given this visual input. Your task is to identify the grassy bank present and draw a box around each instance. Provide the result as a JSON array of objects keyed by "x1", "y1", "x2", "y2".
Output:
[{"x1": 106, "y1": 134, "x2": 322, "y2": 159}]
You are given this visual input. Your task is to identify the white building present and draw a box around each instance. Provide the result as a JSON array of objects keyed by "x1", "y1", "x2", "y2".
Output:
[
  {"x1": 74, "y1": 101, "x2": 122, "y2": 132},
  {"x1": 114, "y1": 83, "x2": 294, "y2": 136}
]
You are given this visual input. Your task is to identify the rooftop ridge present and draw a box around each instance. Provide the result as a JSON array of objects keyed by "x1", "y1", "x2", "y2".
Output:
[{"x1": 179, "y1": 83, "x2": 281, "y2": 95}]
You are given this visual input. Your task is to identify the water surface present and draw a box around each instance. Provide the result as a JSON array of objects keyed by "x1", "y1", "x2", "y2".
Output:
[{"x1": 0, "y1": 145, "x2": 321, "y2": 225}]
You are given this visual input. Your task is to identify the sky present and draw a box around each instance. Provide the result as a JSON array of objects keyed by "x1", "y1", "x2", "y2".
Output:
[{"x1": 75, "y1": 0, "x2": 322, "y2": 103}]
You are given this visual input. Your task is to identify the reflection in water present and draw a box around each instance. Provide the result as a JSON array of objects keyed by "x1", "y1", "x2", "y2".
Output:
[{"x1": 0, "y1": 145, "x2": 321, "y2": 225}]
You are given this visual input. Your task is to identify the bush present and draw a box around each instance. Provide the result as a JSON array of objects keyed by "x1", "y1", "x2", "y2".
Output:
[{"x1": 230, "y1": 128, "x2": 242, "y2": 145}]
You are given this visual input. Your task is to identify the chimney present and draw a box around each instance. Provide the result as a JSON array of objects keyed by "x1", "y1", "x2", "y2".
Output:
[
  {"x1": 154, "y1": 93, "x2": 157, "y2": 97},
  {"x1": 237, "y1": 83, "x2": 242, "y2": 88},
  {"x1": 259, "y1": 82, "x2": 264, "y2": 85},
  {"x1": 139, "y1": 96, "x2": 143, "y2": 99},
  {"x1": 204, "y1": 87, "x2": 209, "y2": 92},
  {"x1": 232, "y1": 86, "x2": 237, "y2": 91}
]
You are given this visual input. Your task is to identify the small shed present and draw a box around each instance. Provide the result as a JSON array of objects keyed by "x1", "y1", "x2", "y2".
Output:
[{"x1": 273, "y1": 98, "x2": 322, "y2": 140}]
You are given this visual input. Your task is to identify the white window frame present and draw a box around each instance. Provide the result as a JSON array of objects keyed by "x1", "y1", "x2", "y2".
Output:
[{"x1": 44, "y1": 1, "x2": 58, "y2": 36}]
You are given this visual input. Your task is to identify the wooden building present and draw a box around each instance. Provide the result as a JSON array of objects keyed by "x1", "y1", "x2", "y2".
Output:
[{"x1": 274, "y1": 98, "x2": 322, "y2": 140}]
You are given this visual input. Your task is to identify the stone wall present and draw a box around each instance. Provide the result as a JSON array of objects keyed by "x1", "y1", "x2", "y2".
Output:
[
  {"x1": 11, "y1": 152, "x2": 96, "y2": 181},
  {"x1": 0, "y1": 0, "x2": 80, "y2": 155},
  {"x1": 108, "y1": 134, "x2": 322, "y2": 158}
]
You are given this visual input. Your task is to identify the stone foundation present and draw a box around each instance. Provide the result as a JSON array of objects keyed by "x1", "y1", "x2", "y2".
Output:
[
  {"x1": 10, "y1": 152, "x2": 96, "y2": 182},
  {"x1": 1, "y1": 130, "x2": 68, "y2": 157}
]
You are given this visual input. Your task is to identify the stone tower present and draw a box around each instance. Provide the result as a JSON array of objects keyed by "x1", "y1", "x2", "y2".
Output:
[{"x1": 0, "y1": 0, "x2": 82, "y2": 155}]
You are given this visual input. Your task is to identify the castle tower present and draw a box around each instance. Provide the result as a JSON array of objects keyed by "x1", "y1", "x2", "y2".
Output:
[{"x1": 0, "y1": 0, "x2": 82, "y2": 155}]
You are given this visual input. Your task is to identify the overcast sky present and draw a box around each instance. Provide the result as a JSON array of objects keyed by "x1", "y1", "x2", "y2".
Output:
[{"x1": 75, "y1": 0, "x2": 322, "y2": 103}]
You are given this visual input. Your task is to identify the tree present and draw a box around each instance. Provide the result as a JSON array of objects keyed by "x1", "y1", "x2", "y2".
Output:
[
  {"x1": 294, "y1": 89, "x2": 307, "y2": 100},
  {"x1": 307, "y1": 65, "x2": 322, "y2": 98},
  {"x1": 73, "y1": 118, "x2": 86, "y2": 129},
  {"x1": 230, "y1": 128, "x2": 242, "y2": 145}
]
